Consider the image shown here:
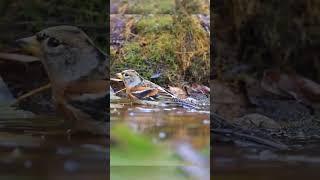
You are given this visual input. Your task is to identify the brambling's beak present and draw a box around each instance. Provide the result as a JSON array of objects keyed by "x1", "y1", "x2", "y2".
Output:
[
  {"x1": 116, "y1": 73, "x2": 124, "y2": 80},
  {"x1": 15, "y1": 36, "x2": 41, "y2": 56}
]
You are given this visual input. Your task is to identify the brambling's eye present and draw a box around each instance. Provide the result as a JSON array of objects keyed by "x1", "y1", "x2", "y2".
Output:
[
  {"x1": 36, "y1": 33, "x2": 47, "y2": 41},
  {"x1": 47, "y1": 37, "x2": 60, "y2": 47}
]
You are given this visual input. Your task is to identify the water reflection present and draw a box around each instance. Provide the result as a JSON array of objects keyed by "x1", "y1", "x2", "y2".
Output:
[
  {"x1": 213, "y1": 142, "x2": 320, "y2": 179},
  {"x1": 0, "y1": 122, "x2": 107, "y2": 179},
  {"x1": 111, "y1": 104, "x2": 210, "y2": 180},
  {"x1": 111, "y1": 105, "x2": 210, "y2": 150}
]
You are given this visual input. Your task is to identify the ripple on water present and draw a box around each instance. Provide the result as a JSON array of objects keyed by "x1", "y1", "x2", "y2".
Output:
[
  {"x1": 136, "y1": 107, "x2": 160, "y2": 113},
  {"x1": 56, "y1": 147, "x2": 73, "y2": 155}
]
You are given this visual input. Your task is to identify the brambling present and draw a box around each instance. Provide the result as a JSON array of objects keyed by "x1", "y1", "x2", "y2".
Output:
[
  {"x1": 16, "y1": 25, "x2": 108, "y2": 135},
  {"x1": 116, "y1": 69, "x2": 203, "y2": 109}
]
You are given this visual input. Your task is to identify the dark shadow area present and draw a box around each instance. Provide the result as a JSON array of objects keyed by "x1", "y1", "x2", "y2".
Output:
[{"x1": 211, "y1": 0, "x2": 320, "y2": 179}]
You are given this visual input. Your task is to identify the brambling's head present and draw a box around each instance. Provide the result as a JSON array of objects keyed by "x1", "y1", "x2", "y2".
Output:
[
  {"x1": 116, "y1": 69, "x2": 143, "y2": 88},
  {"x1": 16, "y1": 26, "x2": 107, "y2": 85}
]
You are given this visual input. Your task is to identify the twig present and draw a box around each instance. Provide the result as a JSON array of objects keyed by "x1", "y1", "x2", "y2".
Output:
[
  {"x1": 212, "y1": 128, "x2": 289, "y2": 150},
  {"x1": 211, "y1": 112, "x2": 289, "y2": 150},
  {"x1": 0, "y1": 53, "x2": 40, "y2": 63},
  {"x1": 11, "y1": 83, "x2": 51, "y2": 106}
]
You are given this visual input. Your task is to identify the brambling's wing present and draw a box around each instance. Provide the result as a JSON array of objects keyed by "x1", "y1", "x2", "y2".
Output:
[
  {"x1": 139, "y1": 79, "x2": 201, "y2": 109},
  {"x1": 68, "y1": 94, "x2": 108, "y2": 122},
  {"x1": 131, "y1": 88, "x2": 158, "y2": 100}
]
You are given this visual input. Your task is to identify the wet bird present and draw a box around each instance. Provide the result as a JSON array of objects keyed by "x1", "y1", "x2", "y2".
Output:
[
  {"x1": 16, "y1": 25, "x2": 108, "y2": 135},
  {"x1": 116, "y1": 69, "x2": 202, "y2": 109},
  {"x1": 116, "y1": 69, "x2": 173, "y2": 100}
]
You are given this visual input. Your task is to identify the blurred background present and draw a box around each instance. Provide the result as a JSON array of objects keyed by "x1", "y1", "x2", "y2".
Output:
[
  {"x1": 0, "y1": 1, "x2": 107, "y2": 179},
  {"x1": 212, "y1": 0, "x2": 320, "y2": 179}
]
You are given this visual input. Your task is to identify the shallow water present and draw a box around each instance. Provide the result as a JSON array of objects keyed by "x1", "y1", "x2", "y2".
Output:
[
  {"x1": 110, "y1": 104, "x2": 210, "y2": 179},
  {"x1": 0, "y1": 103, "x2": 210, "y2": 179},
  {"x1": 111, "y1": 105, "x2": 210, "y2": 149},
  {"x1": 213, "y1": 141, "x2": 320, "y2": 179},
  {"x1": 0, "y1": 118, "x2": 107, "y2": 180}
]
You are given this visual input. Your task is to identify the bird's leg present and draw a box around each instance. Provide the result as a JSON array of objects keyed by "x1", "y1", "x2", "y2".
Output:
[
  {"x1": 115, "y1": 87, "x2": 126, "y2": 94},
  {"x1": 125, "y1": 87, "x2": 138, "y2": 100},
  {"x1": 128, "y1": 93, "x2": 138, "y2": 100}
]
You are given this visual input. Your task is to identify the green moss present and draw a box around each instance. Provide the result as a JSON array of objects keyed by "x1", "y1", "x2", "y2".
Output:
[
  {"x1": 112, "y1": 13, "x2": 209, "y2": 86},
  {"x1": 126, "y1": 0, "x2": 175, "y2": 14},
  {"x1": 111, "y1": 15, "x2": 180, "y2": 85},
  {"x1": 136, "y1": 16, "x2": 173, "y2": 34},
  {"x1": 111, "y1": 0, "x2": 209, "y2": 14},
  {"x1": 175, "y1": 0, "x2": 208, "y2": 14},
  {"x1": 112, "y1": 34, "x2": 178, "y2": 85}
]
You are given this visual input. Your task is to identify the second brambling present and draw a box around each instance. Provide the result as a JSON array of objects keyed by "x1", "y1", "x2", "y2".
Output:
[
  {"x1": 16, "y1": 25, "x2": 108, "y2": 135},
  {"x1": 116, "y1": 69, "x2": 204, "y2": 109}
]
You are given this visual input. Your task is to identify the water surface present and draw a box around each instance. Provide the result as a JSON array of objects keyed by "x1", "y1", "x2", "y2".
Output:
[
  {"x1": 0, "y1": 117, "x2": 107, "y2": 180},
  {"x1": 110, "y1": 104, "x2": 210, "y2": 180}
]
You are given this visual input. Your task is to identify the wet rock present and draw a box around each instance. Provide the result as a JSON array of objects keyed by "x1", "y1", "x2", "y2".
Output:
[
  {"x1": 196, "y1": 14, "x2": 210, "y2": 34},
  {"x1": 234, "y1": 113, "x2": 281, "y2": 130},
  {"x1": 110, "y1": 15, "x2": 126, "y2": 47}
]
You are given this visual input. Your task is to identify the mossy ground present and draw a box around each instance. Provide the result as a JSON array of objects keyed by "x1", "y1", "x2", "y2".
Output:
[
  {"x1": 111, "y1": 13, "x2": 210, "y2": 86},
  {"x1": 110, "y1": 0, "x2": 209, "y2": 14}
]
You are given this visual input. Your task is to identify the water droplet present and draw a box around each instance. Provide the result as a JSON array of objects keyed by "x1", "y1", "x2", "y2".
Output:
[
  {"x1": 203, "y1": 119, "x2": 210, "y2": 125},
  {"x1": 159, "y1": 132, "x2": 166, "y2": 139}
]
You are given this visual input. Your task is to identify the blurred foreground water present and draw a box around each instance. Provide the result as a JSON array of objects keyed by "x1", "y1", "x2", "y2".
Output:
[
  {"x1": 0, "y1": 107, "x2": 107, "y2": 180},
  {"x1": 213, "y1": 136, "x2": 320, "y2": 179},
  {"x1": 110, "y1": 104, "x2": 210, "y2": 180}
]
